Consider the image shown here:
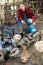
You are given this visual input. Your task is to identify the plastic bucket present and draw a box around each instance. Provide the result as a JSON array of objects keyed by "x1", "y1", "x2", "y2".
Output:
[{"x1": 28, "y1": 25, "x2": 36, "y2": 34}]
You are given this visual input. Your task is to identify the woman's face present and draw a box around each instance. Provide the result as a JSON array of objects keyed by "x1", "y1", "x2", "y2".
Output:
[{"x1": 20, "y1": 4, "x2": 25, "y2": 11}]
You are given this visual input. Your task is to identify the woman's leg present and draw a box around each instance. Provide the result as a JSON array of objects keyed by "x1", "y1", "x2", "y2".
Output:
[
  {"x1": 27, "y1": 18, "x2": 33, "y2": 25},
  {"x1": 16, "y1": 20, "x2": 23, "y2": 33}
]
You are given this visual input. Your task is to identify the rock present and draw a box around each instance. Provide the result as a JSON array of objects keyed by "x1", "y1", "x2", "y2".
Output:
[
  {"x1": 41, "y1": 56, "x2": 43, "y2": 64},
  {"x1": 34, "y1": 41, "x2": 43, "y2": 52}
]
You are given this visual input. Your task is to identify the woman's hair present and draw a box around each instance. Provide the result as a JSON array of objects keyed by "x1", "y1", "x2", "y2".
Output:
[{"x1": 19, "y1": 2, "x2": 26, "y2": 7}]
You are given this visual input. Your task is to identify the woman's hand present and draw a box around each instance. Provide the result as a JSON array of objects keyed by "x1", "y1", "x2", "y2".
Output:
[{"x1": 21, "y1": 20, "x2": 25, "y2": 24}]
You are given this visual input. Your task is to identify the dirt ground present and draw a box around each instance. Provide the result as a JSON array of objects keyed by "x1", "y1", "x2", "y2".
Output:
[{"x1": 0, "y1": 21, "x2": 43, "y2": 65}]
